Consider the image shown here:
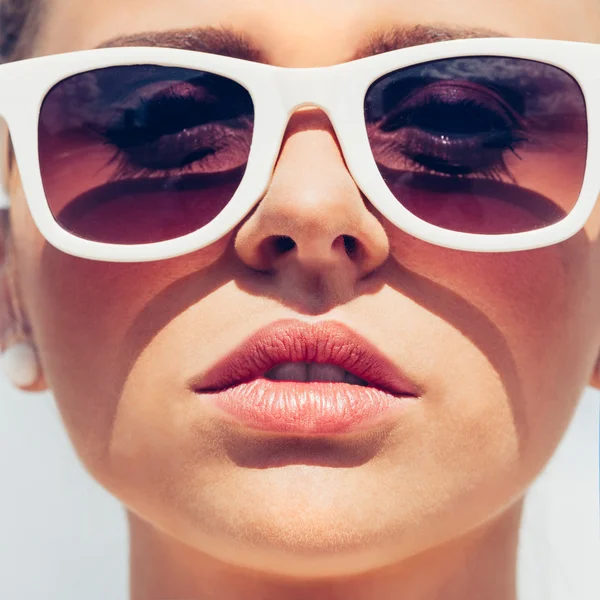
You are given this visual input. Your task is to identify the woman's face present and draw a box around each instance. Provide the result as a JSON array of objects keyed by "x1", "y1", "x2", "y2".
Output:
[{"x1": 6, "y1": 0, "x2": 600, "y2": 577}]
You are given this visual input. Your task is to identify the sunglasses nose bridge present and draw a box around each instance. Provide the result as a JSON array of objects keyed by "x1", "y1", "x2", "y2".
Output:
[{"x1": 275, "y1": 67, "x2": 340, "y2": 114}]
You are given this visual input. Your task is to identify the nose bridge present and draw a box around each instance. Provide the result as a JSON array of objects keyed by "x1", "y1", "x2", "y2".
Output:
[
  {"x1": 275, "y1": 66, "x2": 340, "y2": 114},
  {"x1": 234, "y1": 66, "x2": 391, "y2": 279}
]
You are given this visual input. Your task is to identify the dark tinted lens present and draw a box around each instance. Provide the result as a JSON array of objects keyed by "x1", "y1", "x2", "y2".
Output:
[
  {"x1": 365, "y1": 57, "x2": 587, "y2": 234},
  {"x1": 39, "y1": 65, "x2": 254, "y2": 244}
]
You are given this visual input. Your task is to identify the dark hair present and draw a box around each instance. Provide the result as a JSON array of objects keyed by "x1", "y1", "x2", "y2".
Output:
[{"x1": 0, "y1": 0, "x2": 42, "y2": 61}]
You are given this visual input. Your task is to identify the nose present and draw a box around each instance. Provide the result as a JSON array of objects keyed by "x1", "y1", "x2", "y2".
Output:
[{"x1": 234, "y1": 109, "x2": 390, "y2": 284}]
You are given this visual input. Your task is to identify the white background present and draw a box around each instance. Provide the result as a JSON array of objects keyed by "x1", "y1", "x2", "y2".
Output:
[{"x1": 0, "y1": 382, "x2": 598, "y2": 599}]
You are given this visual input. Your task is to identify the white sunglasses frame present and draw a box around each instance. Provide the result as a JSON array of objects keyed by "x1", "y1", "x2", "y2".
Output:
[{"x1": 0, "y1": 36, "x2": 599, "y2": 262}]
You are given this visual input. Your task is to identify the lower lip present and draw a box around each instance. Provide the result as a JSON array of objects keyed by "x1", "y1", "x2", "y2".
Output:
[{"x1": 197, "y1": 379, "x2": 413, "y2": 435}]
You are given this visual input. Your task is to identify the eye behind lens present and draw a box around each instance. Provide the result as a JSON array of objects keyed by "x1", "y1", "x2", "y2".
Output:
[
  {"x1": 364, "y1": 55, "x2": 588, "y2": 235},
  {"x1": 38, "y1": 65, "x2": 255, "y2": 245}
]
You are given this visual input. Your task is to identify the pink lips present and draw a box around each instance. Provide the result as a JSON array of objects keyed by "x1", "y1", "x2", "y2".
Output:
[{"x1": 191, "y1": 320, "x2": 421, "y2": 435}]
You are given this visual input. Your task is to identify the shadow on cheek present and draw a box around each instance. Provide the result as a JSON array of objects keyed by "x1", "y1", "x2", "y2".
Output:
[
  {"x1": 378, "y1": 225, "x2": 593, "y2": 455},
  {"x1": 32, "y1": 236, "x2": 232, "y2": 435}
]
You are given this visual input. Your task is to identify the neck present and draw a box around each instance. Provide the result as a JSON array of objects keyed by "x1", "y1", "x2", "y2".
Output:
[{"x1": 128, "y1": 501, "x2": 522, "y2": 600}]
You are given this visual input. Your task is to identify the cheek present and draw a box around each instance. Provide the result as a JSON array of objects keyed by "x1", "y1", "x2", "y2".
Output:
[
  {"x1": 386, "y1": 224, "x2": 600, "y2": 465},
  {"x1": 12, "y1": 188, "x2": 233, "y2": 475}
]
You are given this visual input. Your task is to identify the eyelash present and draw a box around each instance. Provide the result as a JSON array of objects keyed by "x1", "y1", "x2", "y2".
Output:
[
  {"x1": 87, "y1": 68, "x2": 535, "y2": 187},
  {"x1": 368, "y1": 94, "x2": 533, "y2": 182},
  {"x1": 91, "y1": 91, "x2": 253, "y2": 179}
]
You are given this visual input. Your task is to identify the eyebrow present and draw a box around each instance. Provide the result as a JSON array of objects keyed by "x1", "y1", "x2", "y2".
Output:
[
  {"x1": 96, "y1": 24, "x2": 510, "y2": 63},
  {"x1": 353, "y1": 24, "x2": 510, "y2": 59},
  {"x1": 96, "y1": 26, "x2": 265, "y2": 61}
]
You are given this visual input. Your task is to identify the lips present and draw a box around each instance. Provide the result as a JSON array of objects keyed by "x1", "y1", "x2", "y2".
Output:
[
  {"x1": 190, "y1": 320, "x2": 421, "y2": 434},
  {"x1": 192, "y1": 319, "x2": 421, "y2": 397}
]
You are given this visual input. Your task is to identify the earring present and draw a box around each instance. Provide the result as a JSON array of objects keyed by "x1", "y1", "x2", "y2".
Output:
[{"x1": 0, "y1": 338, "x2": 40, "y2": 389}]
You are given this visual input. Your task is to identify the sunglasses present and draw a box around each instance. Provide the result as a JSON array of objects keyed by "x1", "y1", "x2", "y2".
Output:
[{"x1": 0, "y1": 37, "x2": 598, "y2": 262}]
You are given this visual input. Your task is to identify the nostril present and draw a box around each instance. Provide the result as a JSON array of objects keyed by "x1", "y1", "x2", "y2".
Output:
[
  {"x1": 258, "y1": 234, "x2": 361, "y2": 268},
  {"x1": 343, "y1": 235, "x2": 359, "y2": 257},
  {"x1": 274, "y1": 235, "x2": 296, "y2": 254}
]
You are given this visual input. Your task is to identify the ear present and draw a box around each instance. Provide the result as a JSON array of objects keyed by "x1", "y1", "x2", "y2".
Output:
[
  {"x1": 0, "y1": 120, "x2": 14, "y2": 348},
  {"x1": 0, "y1": 121, "x2": 10, "y2": 209},
  {"x1": 0, "y1": 124, "x2": 12, "y2": 343},
  {"x1": 0, "y1": 130, "x2": 48, "y2": 393},
  {"x1": 0, "y1": 218, "x2": 49, "y2": 394},
  {"x1": 0, "y1": 122, "x2": 16, "y2": 352},
  {"x1": 0, "y1": 211, "x2": 12, "y2": 349},
  {"x1": 589, "y1": 355, "x2": 600, "y2": 390}
]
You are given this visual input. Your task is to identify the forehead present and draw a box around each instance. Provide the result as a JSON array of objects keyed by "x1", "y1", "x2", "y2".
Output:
[{"x1": 37, "y1": 0, "x2": 599, "y2": 64}]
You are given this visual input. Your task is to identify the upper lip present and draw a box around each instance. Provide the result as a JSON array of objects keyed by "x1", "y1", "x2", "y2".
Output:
[{"x1": 191, "y1": 319, "x2": 422, "y2": 397}]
